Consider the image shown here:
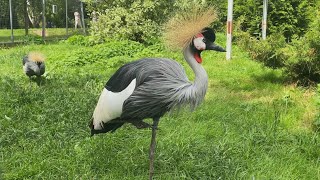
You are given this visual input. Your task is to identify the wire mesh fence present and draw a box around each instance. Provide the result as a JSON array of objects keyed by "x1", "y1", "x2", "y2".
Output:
[{"x1": 0, "y1": 0, "x2": 88, "y2": 43}]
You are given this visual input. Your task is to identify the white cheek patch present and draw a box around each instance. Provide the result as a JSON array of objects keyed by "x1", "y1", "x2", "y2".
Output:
[{"x1": 193, "y1": 37, "x2": 206, "y2": 50}]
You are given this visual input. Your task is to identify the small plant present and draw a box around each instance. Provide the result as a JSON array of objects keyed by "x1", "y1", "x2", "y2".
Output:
[
  {"x1": 236, "y1": 31, "x2": 287, "y2": 69},
  {"x1": 22, "y1": 35, "x2": 44, "y2": 44},
  {"x1": 65, "y1": 35, "x2": 97, "y2": 46}
]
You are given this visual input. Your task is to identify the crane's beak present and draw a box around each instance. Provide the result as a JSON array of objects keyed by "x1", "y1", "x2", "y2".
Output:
[{"x1": 207, "y1": 43, "x2": 226, "y2": 52}]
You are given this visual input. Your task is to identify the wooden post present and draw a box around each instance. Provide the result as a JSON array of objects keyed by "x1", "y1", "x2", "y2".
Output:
[
  {"x1": 226, "y1": 0, "x2": 233, "y2": 60},
  {"x1": 262, "y1": 0, "x2": 268, "y2": 40}
]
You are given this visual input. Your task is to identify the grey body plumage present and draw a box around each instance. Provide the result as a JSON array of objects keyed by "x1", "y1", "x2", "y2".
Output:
[
  {"x1": 22, "y1": 53, "x2": 45, "y2": 87},
  {"x1": 116, "y1": 57, "x2": 207, "y2": 120},
  {"x1": 22, "y1": 56, "x2": 45, "y2": 77}
]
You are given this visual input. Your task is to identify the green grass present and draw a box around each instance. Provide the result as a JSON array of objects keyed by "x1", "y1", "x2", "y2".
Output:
[
  {"x1": 0, "y1": 28, "x2": 84, "y2": 42},
  {"x1": 0, "y1": 35, "x2": 319, "y2": 179}
]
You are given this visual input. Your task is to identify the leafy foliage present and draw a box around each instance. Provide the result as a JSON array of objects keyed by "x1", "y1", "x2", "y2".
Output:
[
  {"x1": 22, "y1": 35, "x2": 44, "y2": 44},
  {"x1": 88, "y1": 1, "x2": 175, "y2": 43},
  {"x1": 233, "y1": 0, "x2": 315, "y2": 40},
  {"x1": 236, "y1": 31, "x2": 287, "y2": 69},
  {"x1": 236, "y1": 10, "x2": 320, "y2": 86},
  {"x1": 283, "y1": 12, "x2": 320, "y2": 86}
]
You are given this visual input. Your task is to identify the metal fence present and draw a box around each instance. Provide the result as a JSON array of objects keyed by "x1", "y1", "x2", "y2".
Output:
[{"x1": 0, "y1": 0, "x2": 88, "y2": 44}]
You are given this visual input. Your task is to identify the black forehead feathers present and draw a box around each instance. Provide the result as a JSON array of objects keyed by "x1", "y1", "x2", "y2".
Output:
[{"x1": 202, "y1": 27, "x2": 216, "y2": 42}]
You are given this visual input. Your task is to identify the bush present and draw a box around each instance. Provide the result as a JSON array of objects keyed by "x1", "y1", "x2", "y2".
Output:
[
  {"x1": 65, "y1": 35, "x2": 99, "y2": 46},
  {"x1": 88, "y1": 1, "x2": 175, "y2": 43},
  {"x1": 283, "y1": 15, "x2": 320, "y2": 86},
  {"x1": 233, "y1": 0, "x2": 315, "y2": 41},
  {"x1": 236, "y1": 8, "x2": 320, "y2": 86},
  {"x1": 22, "y1": 35, "x2": 44, "y2": 44},
  {"x1": 236, "y1": 31, "x2": 287, "y2": 69}
]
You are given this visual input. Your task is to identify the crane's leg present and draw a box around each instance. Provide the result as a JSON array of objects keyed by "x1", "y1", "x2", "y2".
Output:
[
  {"x1": 36, "y1": 76, "x2": 42, "y2": 86},
  {"x1": 28, "y1": 77, "x2": 32, "y2": 90},
  {"x1": 149, "y1": 117, "x2": 160, "y2": 180}
]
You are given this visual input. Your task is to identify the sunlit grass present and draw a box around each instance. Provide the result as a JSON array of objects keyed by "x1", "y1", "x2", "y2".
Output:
[{"x1": 0, "y1": 36, "x2": 319, "y2": 179}]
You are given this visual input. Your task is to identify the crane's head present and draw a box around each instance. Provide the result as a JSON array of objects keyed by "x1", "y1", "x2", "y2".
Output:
[
  {"x1": 163, "y1": 7, "x2": 225, "y2": 63},
  {"x1": 191, "y1": 27, "x2": 226, "y2": 63}
]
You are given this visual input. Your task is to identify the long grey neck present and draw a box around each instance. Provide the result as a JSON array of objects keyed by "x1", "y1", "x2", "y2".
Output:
[{"x1": 182, "y1": 45, "x2": 208, "y2": 107}]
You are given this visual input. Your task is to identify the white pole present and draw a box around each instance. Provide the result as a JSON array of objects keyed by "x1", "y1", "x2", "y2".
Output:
[
  {"x1": 9, "y1": 0, "x2": 14, "y2": 42},
  {"x1": 42, "y1": 0, "x2": 45, "y2": 39},
  {"x1": 80, "y1": 1, "x2": 86, "y2": 34},
  {"x1": 226, "y1": 0, "x2": 233, "y2": 60},
  {"x1": 66, "y1": 0, "x2": 68, "y2": 36},
  {"x1": 262, "y1": 0, "x2": 268, "y2": 40}
]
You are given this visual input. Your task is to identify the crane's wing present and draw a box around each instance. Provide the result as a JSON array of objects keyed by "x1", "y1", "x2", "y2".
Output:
[{"x1": 114, "y1": 58, "x2": 192, "y2": 120}]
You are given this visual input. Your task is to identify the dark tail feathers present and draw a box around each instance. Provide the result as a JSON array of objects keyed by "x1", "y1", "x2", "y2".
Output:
[{"x1": 89, "y1": 118, "x2": 124, "y2": 136}]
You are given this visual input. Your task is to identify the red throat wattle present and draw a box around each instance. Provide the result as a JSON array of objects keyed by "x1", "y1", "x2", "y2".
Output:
[{"x1": 194, "y1": 52, "x2": 202, "y2": 64}]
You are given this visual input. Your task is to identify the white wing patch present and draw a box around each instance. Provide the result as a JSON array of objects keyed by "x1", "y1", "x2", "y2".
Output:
[{"x1": 92, "y1": 78, "x2": 136, "y2": 130}]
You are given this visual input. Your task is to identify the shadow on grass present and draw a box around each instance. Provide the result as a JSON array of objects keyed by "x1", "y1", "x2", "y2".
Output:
[{"x1": 251, "y1": 70, "x2": 285, "y2": 84}]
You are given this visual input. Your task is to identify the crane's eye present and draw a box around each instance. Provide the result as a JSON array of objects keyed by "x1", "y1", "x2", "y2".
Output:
[{"x1": 202, "y1": 38, "x2": 206, "y2": 43}]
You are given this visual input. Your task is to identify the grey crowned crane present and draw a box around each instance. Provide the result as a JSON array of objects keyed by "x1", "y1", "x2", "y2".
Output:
[
  {"x1": 22, "y1": 52, "x2": 45, "y2": 86},
  {"x1": 89, "y1": 8, "x2": 225, "y2": 179}
]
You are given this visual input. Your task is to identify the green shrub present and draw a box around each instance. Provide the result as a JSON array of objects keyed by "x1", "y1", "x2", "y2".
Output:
[
  {"x1": 233, "y1": 0, "x2": 315, "y2": 40},
  {"x1": 236, "y1": 31, "x2": 287, "y2": 68},
  {"x1": 283, "y1": 15, "x2": 320, "y2": 86},
  {"x1": 236, "y1": 11, "x2": 320, "y2": 86},
  {"x1": 22, "y1": 35, "x2": 44, "y2": 44},
  {"x1": 65, "y1": 35, "x2": 99, "y2": 46},
  {"x1": 89, "y1": 1, "x2": 175, "y2": 43}
]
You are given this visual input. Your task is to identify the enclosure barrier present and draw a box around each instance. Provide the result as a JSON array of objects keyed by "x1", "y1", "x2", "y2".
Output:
[{"x1": 0, "y1": 0, "x2": 87, "y2": 44}]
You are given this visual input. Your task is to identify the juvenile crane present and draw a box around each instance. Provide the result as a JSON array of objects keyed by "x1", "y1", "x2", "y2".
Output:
[
  {"x1": 89, "y1": 8, "x2": 226, "y2": 179},
  {"x1": 22, "y1": 52, "x2": 45, "y2": 86}
]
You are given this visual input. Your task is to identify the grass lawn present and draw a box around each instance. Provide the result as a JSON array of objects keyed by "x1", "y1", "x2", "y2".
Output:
[
  {"x1": 0, "y1": 28, "x2": 85, "y2": 43},
  {"x1": 0, "y1": 35, "x2": 319, "y2": 179}
]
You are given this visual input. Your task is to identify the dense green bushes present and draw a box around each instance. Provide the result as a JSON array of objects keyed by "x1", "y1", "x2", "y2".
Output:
[
  {"x1": 236, "y1": 10, "x2": 320, "y2": 86},
  {"x1": 86, "y1": 1, "x2": 175, "y2": 43},
  {"x1": 84, "y1": 0, "x2": 315, "y2": 44},
  {"x1": 231, "y1": 0, "x2": 316, "y2": 40},
  {"x1": 236, "y1": 32, "x2": 287, "y2": 69},
  {"x1": 81, "y1": 0, "x2": 319, "y2": 86}
]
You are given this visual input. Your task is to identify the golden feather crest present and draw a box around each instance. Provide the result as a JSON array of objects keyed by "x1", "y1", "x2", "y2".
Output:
[
  {"x1": 163, "y1": 6, "x2": 217, "y2": 50},
  {"x1": 28, "y1": 52, "x2": 45, "y2": 62}
]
